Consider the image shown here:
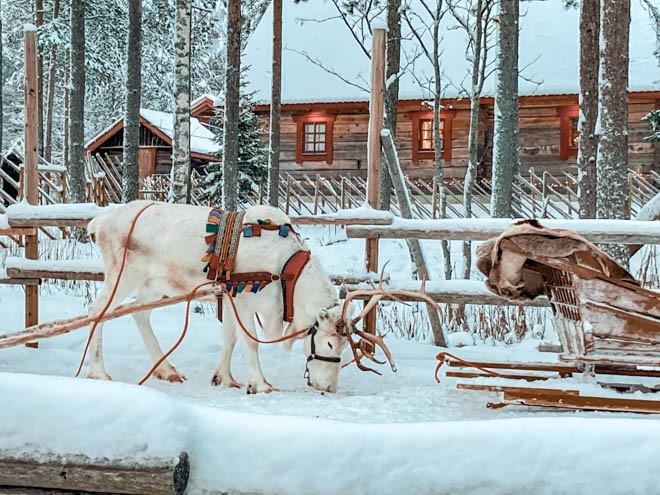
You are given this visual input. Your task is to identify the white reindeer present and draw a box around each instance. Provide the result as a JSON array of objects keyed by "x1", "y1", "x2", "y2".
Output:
[{"x1": 86, "y1": 201, "x2": 352, "y2": 393}]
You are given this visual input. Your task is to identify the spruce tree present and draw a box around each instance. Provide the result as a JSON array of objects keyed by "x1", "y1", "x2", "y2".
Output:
[{"x1": 201, "y1": 86, "x2": 267, "y2": 207}]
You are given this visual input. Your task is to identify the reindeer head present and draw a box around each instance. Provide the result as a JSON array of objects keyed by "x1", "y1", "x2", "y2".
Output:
[{"x1": 302, "y1": 304, "x2": 353, "y2": 393}]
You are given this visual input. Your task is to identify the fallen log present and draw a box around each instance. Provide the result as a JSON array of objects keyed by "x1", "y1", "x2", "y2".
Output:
[
  {"x1": 0, "y1": 289, "x2": 216, "y2": 350},
  {"x1": 0, "y1": 451, "x2": 189, "y2": 495}
]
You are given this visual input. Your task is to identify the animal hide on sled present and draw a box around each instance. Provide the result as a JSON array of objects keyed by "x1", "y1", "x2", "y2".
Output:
[{"x1": 476, "y1": 219, "x2": 638, "y2": 302}]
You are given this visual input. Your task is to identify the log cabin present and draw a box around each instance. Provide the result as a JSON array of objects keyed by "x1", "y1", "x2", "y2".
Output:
[
  {"x1": 242, "y1": 0, "x2": 659, "y2": 180},
  {"x1": 84, "y1": 95, "x2": 220, "y2": 178}
]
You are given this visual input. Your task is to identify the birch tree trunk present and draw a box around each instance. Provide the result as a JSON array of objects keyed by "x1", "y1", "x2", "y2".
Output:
[
  {"x1": 44, "y1": 0, "x2": 60, "y2": 163},
  {"x1": 597, "y1": 0, "x2": 631, "y2": 265},
  {"x1": 427, "y1": 2, "x2": 452, "y2": 280},
  {"x1": 68, "y1": 0, "x2": 86, "y2": 204},
  {"x1": 36, "y1": 0, "x2": 44, "y2": 157},
  {"x1": 222, "y1": 0, "x2": 241, "y2": 210},
  {"x1": 577, "y1": 0, "x2": 599, "y2": 219},
  {"x1": 381, "y1": 0, "x2": 401, "y2": 211},
  {"x1": 490, "y1": 0, "x2": 519, "y2": 218},
  {"x1": 0, "y1": 3, "x2": 3, "y2": 152},
  {"x1": 461, "y1": 0, "x2": 487, "y2": 279},
  {"x1": 122, "y1": 0, "x2": 142, "y2": 203},
  {"x1": 267, "y1": 0, "x2": 282, "y2": 208},
  {"x1": 170, "y1": 0, "x2": 192, "y2": 204}
]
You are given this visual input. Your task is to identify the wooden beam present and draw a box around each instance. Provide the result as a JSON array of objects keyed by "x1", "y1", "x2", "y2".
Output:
[
  {"x1": 0, "y1": 289, "x2": 216, "y2": 350},
  {"x1": 24, "y1": 26, "x2": 40, "y2": 335},
  {"x1": 6, "y1": 267, "x2": 104, "y2": 281},
  {"x1": 0, "y1": 277, "x2": 41, "y2": 286},
  {"x1": 0, "y1": 227, "x2": 37, "y2": 236},
  {"x1": 347, "y1": 218, "x2": 660, "y2": 244},
  {"x1": 9, "y1": 218, "x2": 91, "y2": 228},
  {"x1": 0, "y1": 451, "x2": 189, "y2": 495},
  {"x1": 340, "y1": 281, "x2": 550, "y2": 307},
  {"x1": 291, "y1": 215, "x2": 392, "y2": 226}
]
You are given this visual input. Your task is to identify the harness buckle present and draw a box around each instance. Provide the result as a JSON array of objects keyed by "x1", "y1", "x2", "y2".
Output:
[{"x1": 271, "y1": 274, "x2": 281, "y2": 282}]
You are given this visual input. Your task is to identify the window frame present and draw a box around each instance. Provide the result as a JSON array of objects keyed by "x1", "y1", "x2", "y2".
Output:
[
  {"x1": 410, "y1": 110, "x2": 455, "y2": 163},
  {"x1": 293, "y1": 113, "x2": 336, "y2": 164},
  {"x1": 557, "y1": 106, "x2": 580, "y2": 161}
]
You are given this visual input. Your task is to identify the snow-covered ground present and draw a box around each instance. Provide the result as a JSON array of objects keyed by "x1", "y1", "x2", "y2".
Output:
[{"x1": 1, "y1": 228, "x2": 659, "y2": 494}]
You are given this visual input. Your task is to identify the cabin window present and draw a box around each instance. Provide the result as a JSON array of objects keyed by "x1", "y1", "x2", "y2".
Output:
[
  {"x1": 410, "y1": 110, "x2": 455, "y2": 163},
  {"x1": 293, "y1": 114, "x2": 336, "y2": 164},
  {"x1": 557, "y1": 106, "x2": 580, "y2": 161}
]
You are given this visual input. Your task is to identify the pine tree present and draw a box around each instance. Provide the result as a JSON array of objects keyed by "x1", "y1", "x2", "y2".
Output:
[
  {"x1": 642, "y1": 109, "x2": 660, "y2": 142},
  {"x1": 201, "y1": 86, "x2": 267, "y2": 207}
]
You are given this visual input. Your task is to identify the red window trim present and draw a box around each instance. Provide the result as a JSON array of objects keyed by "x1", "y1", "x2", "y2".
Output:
[
  {"x1": 410, "y1": 110, "x2": 456, "y2": 163},
  {"x1": 557, "y1": 106, "x2": 579, "y2": 161},
  {"x1": 293, "y1": 113, "x2": 336, "y2": 164}
]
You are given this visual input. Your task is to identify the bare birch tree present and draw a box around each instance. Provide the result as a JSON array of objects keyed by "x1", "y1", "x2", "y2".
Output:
[
  {"x1": 381, "y1": 0, "x2": 402, "y2": 211},
  {"x1": 68, "y1": 0, "x2": 86, "y2": 203},
  {"x1": 170, "y1": 0, "x2": 192, "y2": 204},
  {"x1": 597, "y1": 0, "x2": 631, "y2": 265},
  {"x1": 0, "y1": 2, "x2": 3, "y2": 152},
  {"x1": 448, "y1": 0, "x2": 495, "y2": 278},
  {"x1": 490, "y1": 0, "x2": 519, "y2": 218},
  {"x1": 403, "y1": 0, "x2": 452, "y2": 280},
  {"x1": 577, "y1": 0, "x2": 599, "y2": 219},
  {"x1": 122, "y1": 0, "x2": 142, "y2": 202},
  {"x1": 267, "y1": 0, "x2": 282, "y2": 208},
  {"x1": 44, "y1": 0, "x2": 61, "y2": 162},
  {"x1": 222, "y1": 0, "x2": 241, "y2": 210},
  {"x1": 35, "y1": 0, "x2": 44, "y2": 157}
]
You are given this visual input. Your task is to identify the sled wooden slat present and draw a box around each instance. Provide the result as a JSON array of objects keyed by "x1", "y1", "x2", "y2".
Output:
[
  {"x1": 0, "y1": 289, "x2": 216, "y2": 350},
  {"x1": 458, "y1": 383, "x2": 660, "y2": 414},
  {"x1": 0, "y1": 451, "x2": 189, "y2": 495},
  {"x1": 446, "y1": 371, "x2": 554, "y2": 382}
]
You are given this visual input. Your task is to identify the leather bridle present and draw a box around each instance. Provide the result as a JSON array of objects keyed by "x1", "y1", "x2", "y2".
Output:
[{"x1": 304, "y1": 323, "x2": 341, "y2": 385}]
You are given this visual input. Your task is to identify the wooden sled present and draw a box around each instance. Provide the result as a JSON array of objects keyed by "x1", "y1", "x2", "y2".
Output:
[{"x1": 440, "y1": 220, "x2": 660, "y2": 414}]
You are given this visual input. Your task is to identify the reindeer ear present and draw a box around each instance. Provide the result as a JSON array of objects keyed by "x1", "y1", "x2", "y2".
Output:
[{"x1": 318, "y1": 308, "x2": 331, "y2": 321}]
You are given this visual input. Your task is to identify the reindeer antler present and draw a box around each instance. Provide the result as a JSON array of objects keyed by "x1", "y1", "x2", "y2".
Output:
[{"x1": 341, "y1": 269, "x2": 442, "y2": 376}]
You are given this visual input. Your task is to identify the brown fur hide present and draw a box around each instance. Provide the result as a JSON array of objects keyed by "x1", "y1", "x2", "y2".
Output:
[{"x1": 476, "y1": 219, "x2": 638, "y2": 302}]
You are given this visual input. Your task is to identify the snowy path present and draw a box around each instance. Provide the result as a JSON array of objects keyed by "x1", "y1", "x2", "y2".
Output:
[{"x1": 1, "y1": 286, "x2": 660, "y2": 494}]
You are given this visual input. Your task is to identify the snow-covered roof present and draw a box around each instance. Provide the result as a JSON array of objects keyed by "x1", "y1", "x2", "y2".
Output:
[
  {"x1": 140, "y1": 109, "x2": 218, "y2": 156},
  {"x1": 244, "y1": 0, "x2": 659, "y2": 104},
  {"x1": 85, "y1": 110, "x2": 219, "y2": 157}
]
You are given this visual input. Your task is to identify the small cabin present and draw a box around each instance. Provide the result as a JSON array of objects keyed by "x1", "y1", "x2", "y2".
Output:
[{"x1": 84, "y1": 103, "x2": 220, "y2": 179}]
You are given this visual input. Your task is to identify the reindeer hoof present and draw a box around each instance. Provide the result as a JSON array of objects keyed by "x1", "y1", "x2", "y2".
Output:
[
  {"x1": 212, "y1": 373, "x2": 242, "y2": 388},
  {"x1": 86, "y1": 371, "x2": 112, "y2": 381},
  {"x1": 247, "y1": 381, "x2": 274, "y2": 394},
  {"x1": 154, "y1": 366, "x2": 186, "y2": 383}
]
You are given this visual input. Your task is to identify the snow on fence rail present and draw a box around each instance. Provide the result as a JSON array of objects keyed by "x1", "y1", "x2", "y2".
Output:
[{"x1": 346, "y1": 218, "x2": 660, "y2": 244}]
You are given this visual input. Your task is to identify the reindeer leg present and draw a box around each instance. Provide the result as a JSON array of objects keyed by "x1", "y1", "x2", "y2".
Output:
[
  {"x1": 86, "y1": 283, "x2": 130, "y2": 381},
  {"x1": 212, "y1": 308, "x2": 242, "y2": 388},
  {"x1": 132, "y1": 303, "x2": 186, "y2": 383},
  {"x1": 232, "y1": 304, "x2": 274, "y2": 394}
]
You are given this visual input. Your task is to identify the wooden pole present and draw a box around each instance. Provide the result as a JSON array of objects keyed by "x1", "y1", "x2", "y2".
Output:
[
  {"x1": 0, "y1": 289, "x2": 216, "y2": 350},
  {"x1": 24, "y1": 25, "x2": 40, "y2": 339},
  {"x1": 364, "y1": 27, "x2": 386, "y2": 338}
]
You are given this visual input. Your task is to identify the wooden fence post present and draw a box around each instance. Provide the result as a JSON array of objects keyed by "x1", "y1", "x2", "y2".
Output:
[
  {"x1": 24, "y1": 25, "x2": 40, "y2": 338},
  {"x1": 364, "y1": 26, "x2": 386, "y2": 338}
]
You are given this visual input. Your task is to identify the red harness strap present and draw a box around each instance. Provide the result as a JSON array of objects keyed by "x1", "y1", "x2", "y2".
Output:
[{"x1": 281, "y1": 250, "x2": 311, "y2": 323}]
